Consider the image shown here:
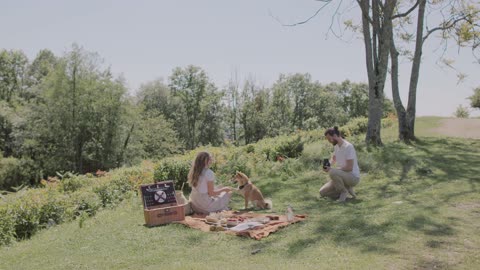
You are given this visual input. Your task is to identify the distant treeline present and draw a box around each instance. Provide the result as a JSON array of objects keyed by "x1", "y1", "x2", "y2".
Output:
[{"x1": 0, "y1": 45, "x2": 394, "y2": 189}]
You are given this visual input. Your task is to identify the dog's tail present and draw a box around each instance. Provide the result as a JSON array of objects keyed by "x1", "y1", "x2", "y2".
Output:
[{"x1": 264, "y1": 198, "x2": 273, "y2": 209}]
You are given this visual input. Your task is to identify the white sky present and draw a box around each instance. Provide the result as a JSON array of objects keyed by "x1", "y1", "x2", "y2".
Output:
[{"x1": 1, "y1": 0, "x2": 479, "y2": 116}]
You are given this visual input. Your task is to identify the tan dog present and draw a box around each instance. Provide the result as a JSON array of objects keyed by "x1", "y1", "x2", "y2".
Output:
[{"x1": 231, "y1": 171, "x2": 271, "y2": 209}]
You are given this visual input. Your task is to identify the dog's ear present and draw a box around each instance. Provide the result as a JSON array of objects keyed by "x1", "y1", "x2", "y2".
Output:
[{"x1": 238, "y1": 171, "x2": 247, "y2": 179}]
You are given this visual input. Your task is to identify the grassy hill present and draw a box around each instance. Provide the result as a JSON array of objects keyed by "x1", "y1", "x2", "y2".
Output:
[{"x1": 1, "y1": 117, "x2": 479, "y2": 270}]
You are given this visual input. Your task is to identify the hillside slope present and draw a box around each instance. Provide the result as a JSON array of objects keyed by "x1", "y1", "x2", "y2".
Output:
[{"x1": 1, "y1": 118, "x2": 479, "y2": 270}]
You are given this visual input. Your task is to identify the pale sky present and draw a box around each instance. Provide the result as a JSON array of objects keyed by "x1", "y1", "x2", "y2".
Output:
[{"x1": 1, "y1": 0, "x2": 479, "y2": 116}]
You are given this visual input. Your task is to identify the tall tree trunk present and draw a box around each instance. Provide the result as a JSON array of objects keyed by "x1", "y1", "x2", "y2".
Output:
[
  {"x1": 405, "y1": 0, "x2": 427, "y2": 141},
  {"x1": 232, "y1": 107, "x2": 237, "y2": 144},
  {"x1": 71, "y1": 64, "x2": 78, "y2": 171},
  {"x1": 360, "y1": 0, "x2": 397, "y2": 146},
  {"x1": 390, "y1": 33, "x2": 409, "y2": 141},
  {"x1": 118, "y1": 123, "x2": 134, "y2": 166}
]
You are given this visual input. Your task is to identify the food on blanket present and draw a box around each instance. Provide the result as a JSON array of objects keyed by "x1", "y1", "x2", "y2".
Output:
[
  {"x1": 249, "y1": 217, "x2": 270, "y2": 224},
  {"x1": 206, "y1": 216, "x2": 219, "y2": 223},
  {"x1": 226, "y1": 220, "x2": 239, "y2": 227},
  {"x1": 209, "y1": 225, "x2": 225, "y2": 231},
  {"x1": 225, "y1": 216, "x2": 249, "y2": 227},
  {"x1": 266, "y1": 215, "x2": 280, "y2": 220}
]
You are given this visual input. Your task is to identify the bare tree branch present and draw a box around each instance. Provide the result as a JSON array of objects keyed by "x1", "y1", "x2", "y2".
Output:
[
  {"x1": 325, "y1": 0, "x2": 345, "y2": 39},
  {"x1": 423, "y1": 15, "x2": 470, "y2": 42},
  {"x1": 392, "y1": 0, "x2": 420, "y2": 19},
  {"x1": 269, "y1": 1, "x2": 333, "y2": 27}
]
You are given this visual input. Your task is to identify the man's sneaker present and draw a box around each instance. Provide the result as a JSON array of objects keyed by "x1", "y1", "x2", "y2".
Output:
[
  {"x1": 347, "y1": 187, "x2": 356, "y2": 198},
  {"x1": 337, "y1": 191, "x2": 348, "y2": 202}
]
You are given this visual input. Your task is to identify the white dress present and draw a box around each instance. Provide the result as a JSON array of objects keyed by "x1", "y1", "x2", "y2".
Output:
[{"x1": 189, "y1": 168, "x2": 231, "y2": 214}]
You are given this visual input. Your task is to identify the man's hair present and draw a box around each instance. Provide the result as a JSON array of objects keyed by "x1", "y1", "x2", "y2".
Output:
[{"x1": 324, "y1": 126, "x2": 341, "y2": 137}]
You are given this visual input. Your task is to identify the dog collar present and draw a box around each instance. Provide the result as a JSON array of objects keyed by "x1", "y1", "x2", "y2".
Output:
[{"x1": 239, "y1": 184, "x2": 247, "y2": 190}]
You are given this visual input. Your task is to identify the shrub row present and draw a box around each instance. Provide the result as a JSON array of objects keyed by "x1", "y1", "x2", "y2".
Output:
[
  {"x1": 0, "y1": 157, "x2": 40, "y2": 190},
  {"x1": 0, "y1": 164, "x2": 154, "y2": 246},
  {"x1": 153, "y1": 135, "x2": 306, "y2": 191}
]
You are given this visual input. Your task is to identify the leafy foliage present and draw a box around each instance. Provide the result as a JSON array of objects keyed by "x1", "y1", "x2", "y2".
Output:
[
  {"x1": 469, "y1": 87, "x2": 480, "y2": 109},
  {"x1": 0, "y1": 45, "x2": 397, "y2": 192},
  {"x1": 454, "y1": 104, "x2": 470, "y2": 118}
]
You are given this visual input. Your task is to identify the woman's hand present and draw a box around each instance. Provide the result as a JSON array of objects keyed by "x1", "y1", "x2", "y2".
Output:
[{"x1": 222, "y1": 187, "x2": 233, "y2": 193}]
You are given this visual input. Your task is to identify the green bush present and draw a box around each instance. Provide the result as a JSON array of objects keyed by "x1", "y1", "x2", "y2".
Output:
[
  {"x1": 93, "y1": 176, "x2": 133, "y2": 207},
  {"x1": 70, "y1": 191, "x2": 101, "y2": 217},
  {"x1": 342, "y1": 117, "x2": 368, "y2": 137},
  {"x1": 216, "y1": 151, "x2": 251, "y2": 179},
  {"x1": 11, "y1": 199, "x2": 41, "y2": 240},
  {"x1": 38, "y1": 191, "x2": 69, "y2": 226},
  {"x1": 60, "y1": 175, "x2": 92, "y2": 193},
  {"x1": 0, "y1": 157, "x2": 41, "y2": 190},
  {"x1": 382, "y1": 117, "x2": 396, "y2": 128},
  {"x1": 0, "y1": 158, "x2": 26, "y2": 189},
  {"x1": 257, "y1": 135, "x2": 304, "y2": 161},
  {"x1": 301, "y1": 142, "x2": 331, "y2": 169},
  {"x1": 0, "y1": 162, "x2": 154, "y2": 247},
  {"x1": 244, "y1": 144, "x2": 255, "y2": 153},
  {"x1": 0, "y1": 207, "x2": 15, "y2": 246},
  {"x1": 153, "y1": 157, "x2": 191, "y2": 190}
]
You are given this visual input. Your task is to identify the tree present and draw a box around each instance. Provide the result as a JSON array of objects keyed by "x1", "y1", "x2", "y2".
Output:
[
  {"x1": 20, "y1": 45, "x2": 130, "y2": 174},
  {"x1": 268, "y1": 75, "x2": 294, "y2": 136},
  {"x1": 454, "y1": 104, "x2": 470, "y2": 118},
  {"x1": 335, "y1": 80, "x2": 369, "y2": 119},
  {"x1": 309, "y1": 82, "x2": 348, "y2": 129},
  {"x1": 136, "y1": 79, "x2": 173, "y2": 118},
  {"x1": 134, "y1": 114, "x2": 182, "y2": 161},
  {"x1": 24, "y1": 49, "x2": 57, "y2": 100},
  {"x1": 286, "y1": 0, "x2": 478, "y2": 144},
  {"x1": 225, "y1": 71, "x2": 240, "y2": 145},
  {"x1": 389, "y1": 0, "x2": 479, "y2": 141},
  {"x1": 26, "y1": 49, "x2": 57, "y2": 84},
  {"x1": 198, "y1": 90, "x2": 225, "y2": 146},
  {"x1": 0, "y1": 50, "x2": 28, "y2": 102},
  {"x1": 469, "y1": 87, "x2": 480, "y2": 109},
  {"x1": 168, "y1": 65, "x2": 222, "y2": 149},
  {"x1": 238, "y1": 78, "x2": 269, "y2": 144},
  {"x1": 358, "y1": 0, "x2": 398, "y2": 146}
]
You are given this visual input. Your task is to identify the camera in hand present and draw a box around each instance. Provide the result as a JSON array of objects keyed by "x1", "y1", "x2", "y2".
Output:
[{"x1": 322, "y1": 159, "x2": 331, "y2": 169}]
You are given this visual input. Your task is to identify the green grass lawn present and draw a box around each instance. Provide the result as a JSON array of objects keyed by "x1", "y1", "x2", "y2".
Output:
[{"x1": 1, "y1": 118, "x2": 480, "y2": 270}]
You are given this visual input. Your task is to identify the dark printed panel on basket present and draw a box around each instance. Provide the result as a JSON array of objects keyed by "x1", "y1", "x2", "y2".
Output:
[{"x1": 140, "y1": 181, "x2": 177, "y2": 209}]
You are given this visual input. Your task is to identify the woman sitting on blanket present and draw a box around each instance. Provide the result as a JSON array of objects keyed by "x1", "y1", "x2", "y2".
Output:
[{"x1": 188, "y1": 151, "x2": 233, "y2": 214}]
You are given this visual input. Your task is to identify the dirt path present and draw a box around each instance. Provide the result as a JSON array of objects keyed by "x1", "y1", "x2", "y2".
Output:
[{"x1": 431, "y1": 118, "x2": 480, "y2": 139}]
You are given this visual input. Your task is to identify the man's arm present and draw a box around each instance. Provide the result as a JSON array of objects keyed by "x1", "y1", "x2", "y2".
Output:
[{"x1": 340, "y1": 159, "x2": 353, "y2": 172}]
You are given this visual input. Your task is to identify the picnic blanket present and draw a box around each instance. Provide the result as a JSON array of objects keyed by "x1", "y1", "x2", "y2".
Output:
[{"x1": 176, "y1": 210, "x2": 306, "y2": 240}]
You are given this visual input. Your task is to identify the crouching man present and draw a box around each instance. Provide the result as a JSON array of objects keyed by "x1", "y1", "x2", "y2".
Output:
[{"x1": 320, "y1": 126, "x2": 360, "y2": 202}]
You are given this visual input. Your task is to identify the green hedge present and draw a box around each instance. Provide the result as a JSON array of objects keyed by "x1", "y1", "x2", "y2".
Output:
[
  {"x1": 0, "y1": 157, "x2": 40, "y2": 190},
  {"x1": 153, "y1": 157, "x2": 191, "y2": 190},
  {"x1": 254, "y1": 135, "x2": 304, "y2": 161},
  {"x1": 0, "y1": 164, "x2": 153, "y2": 246}
]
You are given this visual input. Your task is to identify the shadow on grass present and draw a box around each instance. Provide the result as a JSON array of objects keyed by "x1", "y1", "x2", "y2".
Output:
[
  {"x1": 230, "y1": 137, "x2": 479, "y2": 258},
  {"x1": 284, "y1": 205, "x2": 400, "y2": 256},
  {"x1": 407, "y1": 215, "x2": 455, "y2": 236}
]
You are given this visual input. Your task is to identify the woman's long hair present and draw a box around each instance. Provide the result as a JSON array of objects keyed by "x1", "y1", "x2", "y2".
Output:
[{"x1": 188, "y1": 152, "x2": 211, "y2": 188}]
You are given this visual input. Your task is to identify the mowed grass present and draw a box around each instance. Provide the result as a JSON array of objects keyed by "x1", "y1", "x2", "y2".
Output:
[{"x1": 1, "y1": 118, "x2": 480, "y2": 270}]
